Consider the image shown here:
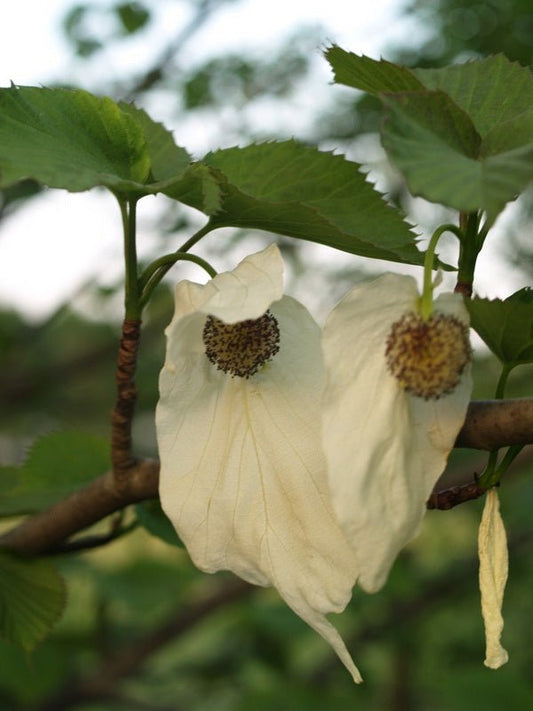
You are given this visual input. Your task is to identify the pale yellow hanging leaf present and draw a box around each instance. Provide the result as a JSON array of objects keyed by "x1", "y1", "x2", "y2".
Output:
[{"x1": 478, "y1": 488, "x2": 509, "y2": 669}]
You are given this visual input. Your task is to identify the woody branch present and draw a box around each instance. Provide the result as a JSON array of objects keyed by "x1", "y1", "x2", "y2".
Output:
[
  {"x1": 0, "y1": 398, "x2": 532, "y2": 557},
  {"x1": 110, "y1": 318, "x2": 142, "y2": 483}
]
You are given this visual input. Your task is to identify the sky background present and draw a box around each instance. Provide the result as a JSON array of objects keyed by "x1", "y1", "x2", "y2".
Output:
[{"x1": 0, "y1": 0, "x2": 526, "y2": 319}]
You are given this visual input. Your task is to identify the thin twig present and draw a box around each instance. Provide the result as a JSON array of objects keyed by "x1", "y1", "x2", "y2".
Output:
[
  {"x1": 426, "y1": 478, "x2": 486, "y2": 510},
  {"x1": 110, "y1": 318, "x2": 142, "y2": 483},
  {"x1": 0, "y1": 460, "x2": 159, "y2": 556},
  {"x1": 47, "y1": 519, "x2": 139, "y2": 555}
]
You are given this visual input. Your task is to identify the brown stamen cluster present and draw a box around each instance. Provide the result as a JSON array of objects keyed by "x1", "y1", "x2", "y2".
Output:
[
  {"x1": 385, "y1": 311, "x2": 471, "y2": 400},
  {"x1": 203, "y1": 311, "x2": 280, "y2": 378}
]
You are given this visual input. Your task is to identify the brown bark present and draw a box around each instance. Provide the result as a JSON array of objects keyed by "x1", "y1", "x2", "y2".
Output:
[
  {"x1": 0, "y1": 460, "x2": 159, "y2": 556},
  {"x1": 455, "y1": 398, "x2": 533, "y2": 450},
  {"x1": 426, "y1": 478, "x2": 486, "y2": 510},
  {"x1": 110, "y1": 318, "x2": 142, "y2": 483}
]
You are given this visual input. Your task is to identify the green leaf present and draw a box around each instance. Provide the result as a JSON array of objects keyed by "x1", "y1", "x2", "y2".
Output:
[
  {"x1": 326, "y1": 51, "x2": 533, "y2": 139},
  {"x1": 195, "y1": 140, "x2": 422, "y2": 265},
  {"x1": 135, "y1": 500, "x2": 183, "y2": 548},
  {"x1": 325, "y1": 47, "x2": 424, "y2": 94},
  {"x1": 381, "y1": 91, "x2": 533, "y2": 221},
  {"x1": 480, "y1": 112, "x2": 533, "y2": 206},
  {"x1": 413, "y1": 55, "x2": 533, "y2": 139},
  {"x1": 325, "y1": 52, "x2": 533, "y2": 220},
  {"x1": 0, "y1": 431, "x2": 110, "y2": 516},
  {"x1": 0, "y1": 86, "x2": 223, "y2": 202},
  {"x1": 466, "y1": 288, "x2": 533, "y2": 367},
  {"x1": 0, "y1": 85, "x2": 150, "y2": 192},
  {"x1": 483, "y1": 111, "x2": 533, "y2": 157},
  {"x1": 0, "y1": 552, "x2": 66, "y2": 651},
  {"x1": 161, "y1": 161, "x2": 223, "y2": 216},
  {"x1": 118, "y1": 102, "x2": 191, "y2": 183}
]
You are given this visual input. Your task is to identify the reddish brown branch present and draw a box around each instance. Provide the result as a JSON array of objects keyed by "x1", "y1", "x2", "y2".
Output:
[
  {"x1": 428, "y1": 398, "x2": 533, "y2": 509},
  {"x1": 110, "y1": 318, "x2": 142, "y2": 483},
  {"x1": 426, "y1": 479, "x2": 486, "y2": 510},
  {"x1": 0, "y1": 460, "x2": 159, "y2": 556}
]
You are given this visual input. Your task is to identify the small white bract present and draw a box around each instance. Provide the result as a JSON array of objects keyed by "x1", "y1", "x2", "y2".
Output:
[
  {"x1": 156, "y1": 244, "x2": 362, "y2": 683},
  {"x1": 322, "y1": 273, "x2": 472, "y2": 593},
  {"x1": 478, "y1": 488, "x2": 509, "y2": 669}
]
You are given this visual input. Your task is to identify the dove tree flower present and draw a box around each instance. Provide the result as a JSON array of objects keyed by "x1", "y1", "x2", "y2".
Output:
[
  {"x1": 156, "y1": 244, "x2": 362, "y2": 683},
  {"x1": 322, "y1": 271, "x2": 473, "y2": 593}
]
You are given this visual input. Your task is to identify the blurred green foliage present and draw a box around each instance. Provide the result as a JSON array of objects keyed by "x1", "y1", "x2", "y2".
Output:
[
  {"x1": 401, "y1": 0, "x2": 533, "y2": 68},
  {"x1": 63, "y1": 1, "x2": 152, "y2": 57}
]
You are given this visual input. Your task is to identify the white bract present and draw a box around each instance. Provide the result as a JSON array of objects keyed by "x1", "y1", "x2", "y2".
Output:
[
  {"x1": 322, "y1": 273, "x2": 472, "y2": 593},
  {"x1": 156, "y1": 244, "x2": 362, "y2": 683},
  {"x1": 478, "y1": 488, "x2": 509, "y2": 669}
]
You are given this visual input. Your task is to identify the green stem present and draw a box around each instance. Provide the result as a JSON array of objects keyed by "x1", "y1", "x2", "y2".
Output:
[
  {"x1": 479, "y1": 450, "x2": 499, "y2": 488},
  {"x1": 118, "y1": 197, "x2": 141, "y2": 319},
  {"x1": 420, "y1": 223, "x2": 463, "y2": 320},
  {"x1": 140, "y1": 252, "x2": 217, "y2": 308},
  {"x1": 140, "y1": 252, "x2": 217, "y2": 290},
  {"x1": 456, "y1": 212, "x2": 482, "y2": 297},
  {"x1": 477, "y1": 363, "x2": 518, "y2": 489},
  {"x1": 138, "y1": 220, "x2": 216, "y2": 309},
  {"x1": 494, "y1": 363, "x2": 512, "y2": 400},
  {"x1": 494, "y1": 444, "x2": 523, "y2": 477},
  {"x1": 177, "y1": 221, "x2": 215, "y2": 254},
  {"x1": 476, "y1": 217, "x2": 491, "y2": 252},
  {"x1": 478, "y1": 444, "x2": 523, "y2": 490}
]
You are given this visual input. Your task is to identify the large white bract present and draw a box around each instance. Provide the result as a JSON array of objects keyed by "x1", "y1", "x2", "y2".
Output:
[
  {"x1": 322, "y1": 273, "x2": 472, "y2": 593},
  {"x1": 156, "y1": 244, "x2": 362, "y2": 683}
]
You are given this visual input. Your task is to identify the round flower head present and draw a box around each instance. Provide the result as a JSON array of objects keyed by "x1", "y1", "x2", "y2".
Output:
[
  {"x1": 322, "y1": 273, "x2": 472, "y2": 593},
  {"x1": 385, "y1": 310, "x2": 470, "y2": 399},
  {"x1": 156, "y1": 244, "x2": 362, "y2": 683}
]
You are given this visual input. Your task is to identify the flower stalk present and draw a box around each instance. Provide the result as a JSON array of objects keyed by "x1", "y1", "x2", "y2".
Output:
[
  {"x1": 420, "y1": 223, "x2": 463, "y2": 320},
  {"x1": 140, "y1": 251, "x2": 217, "y2": 308},
  {"x1": 139, "y1": 221, "x2": 216, "y2": 307},
  {"x1": 478, "y1": 364, "x2": 523, "y2": 490}
]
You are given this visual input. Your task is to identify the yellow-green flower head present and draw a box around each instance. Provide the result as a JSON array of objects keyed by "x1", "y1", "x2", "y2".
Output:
[
  {"x1": 322, "y1": 273, "x2": 473, "y2": 593},
  {"x1": 386, "y1": 310, "x2": 471, "y2": 399},
  {"x1": 156, "y1": 244, "x2": 362, "y2": 683}
]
